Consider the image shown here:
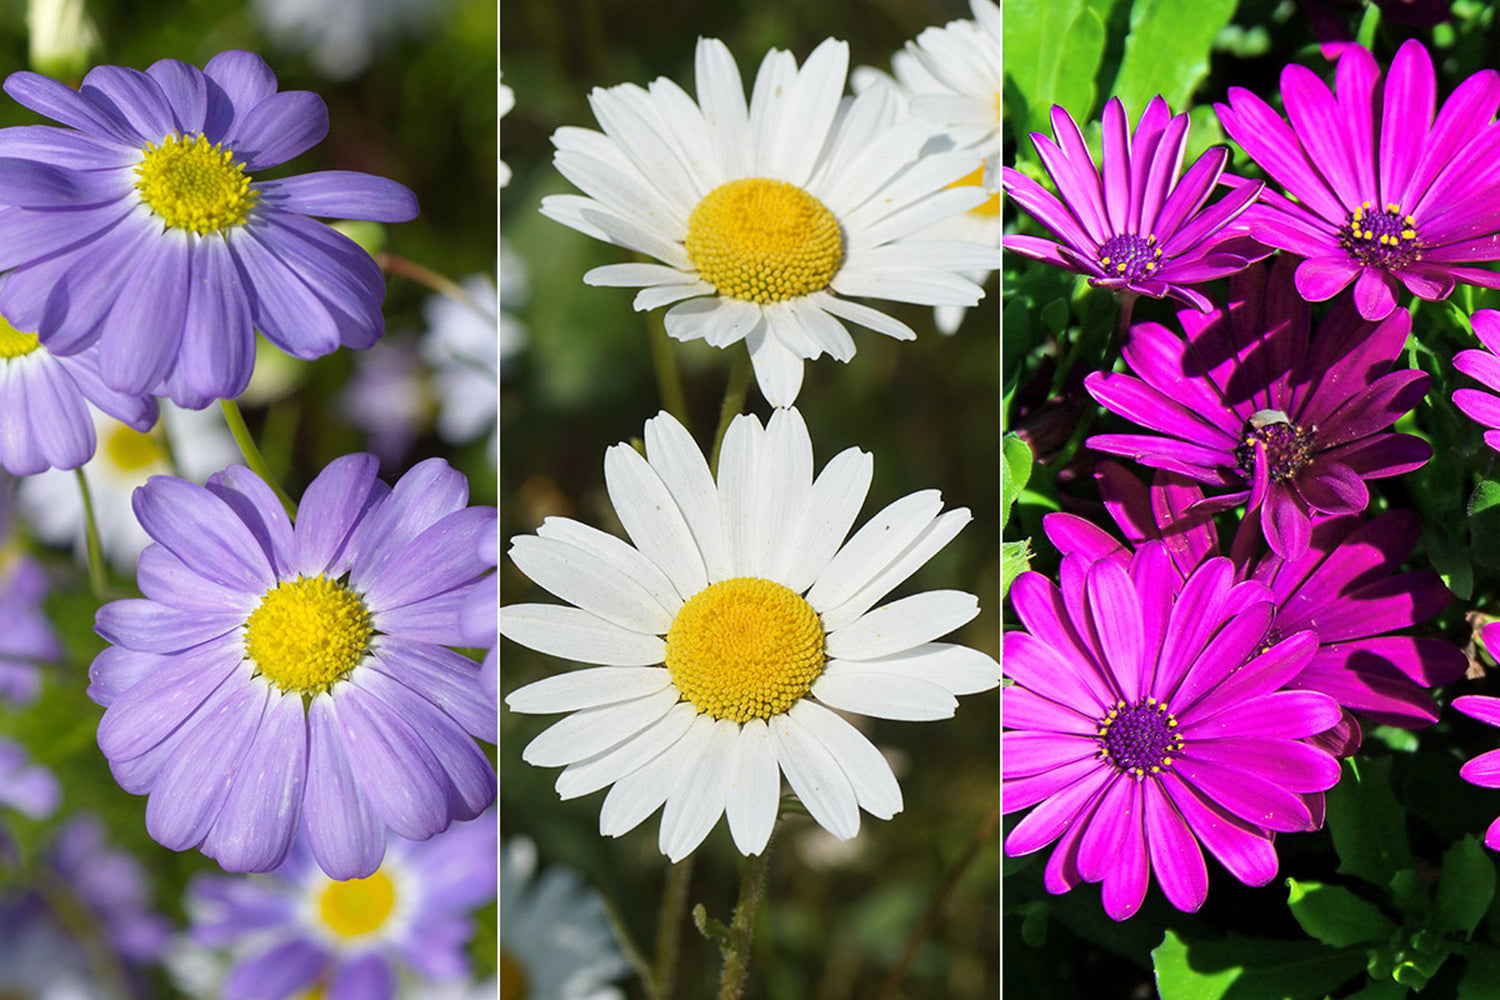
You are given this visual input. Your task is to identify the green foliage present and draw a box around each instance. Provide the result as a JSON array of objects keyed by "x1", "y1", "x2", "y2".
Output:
[
  {"x1": 1286, "y1": 879, "x2": 1398, "y2": 949},
  {"x1": 1327, "y1": 758, "x2": 1414, "y2": 889},
  {"x1": 1001, "y1": 0, "x2": 1110, "y2": 138},
  {"x1": 1433, "y1": 837, "x2": 1496, "y2": 940},
  {"x1": 1110, "y1": 0, "x2": 1239, "y2": 115},
  {"x1": 1152, "y1": 928, "x2": 1367, "y2": 1000}
]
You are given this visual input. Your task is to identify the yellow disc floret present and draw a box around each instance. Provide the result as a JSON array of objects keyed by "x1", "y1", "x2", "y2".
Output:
[
  {"x1": 135, "y1": 133, "x2": 258, "y2": 234},
  {"x1": 664, "y1": 577, "x2": 825, "y2": 723},
  {"x1": 684, "y1": 178, "x2": 843, "y2": 303},
  {"x1": 244, "y1": 575, "x2": 373, "y2": 695},
  {"x1": 0, "y1": 314, "x2": 40, "y2": 360},
  {"x1": 102, "y1": 423, "x2": 165, "y2": 472},
  {"x1": 951, "y1": 164, "x2": 1000, "y2": 218},
  {"x1": 316, "y1": 869, "x2": 397, "y2": 939}
]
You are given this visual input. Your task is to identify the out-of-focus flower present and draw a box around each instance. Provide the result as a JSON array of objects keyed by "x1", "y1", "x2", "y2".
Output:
[
  {"x1": 499, "y1": 79, "x2": 513, "y2": 188},
  {"x1": 0, "y1": 737, "x2": 58, "y2": 824},
  {"x1": 421, "y1": 272, "x2": 500, "y2": 450},
  {"x1": 0, "y1": 896, "x2": 102, "y2": 999},
  {"x1": 0, "y1": 535, "x2": 62, "y2": 706},
  {"x1": 500, "y1": 836, "x2": 626, "y2": 1000},
  {"x1": 1216, "y1": 40, "x2": 1500, "y2": 321},
  {"x1": 504, "y1": 408, "x2": 998, "y2": 860},
  {"x1": 252, "y1": 0, "x2": 448, "y2": 80},
  {"x1": 50, "y1": 814, "x2": 173, "y2": 966},
  {"x1": 25, "y1": 0, "x2": 98, "y2": 81},
  {"x1": 341, "y1": 338, "x2": 430, "y2": 468},
  {"x1": 1004, "y1": 546, "x2": 1342, "y2": 919},
  {"x1": 1452, "y1": 310, "x2": 1500, "y2": 453},
  {"x1": 1085, "y1": 258, "x2": 1430, "y2": 559},
  {"x1": 90, "y1": 455, "x2": 496, "y2": 878},
  {"x1": 541, "y1": 37, "x2": 994, "y2": 406}
]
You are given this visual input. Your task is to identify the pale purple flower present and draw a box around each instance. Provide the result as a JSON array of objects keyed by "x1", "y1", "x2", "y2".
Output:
[
  {"x1": 1004, "y1": 545, "x2": 1343, "y2": 920},
  {"x1": 50, "y1": 813, "x2": 172, "y2": 965},
  {"x1": 0, "y1": 547, "x2": 62, "y2": 707},
  {"x1": 1453, "y1": 309, "x2": 1500, "y2": 453},
  {"x1": 1003, "y1": 96, "x2": 1267, "y2": 311},
  {"x1": 89, "y1": 454, "x2": 496, "y2": 879},
  {"x1": 1216, "y1": 39, "x2": 1500, "y2": 321},
  {"x1": 1085, "y1": 257, "x2": 1431, "y2": 560},
  {"x1": 461, "y1": 518, "x2": 496, "y2": 710}
]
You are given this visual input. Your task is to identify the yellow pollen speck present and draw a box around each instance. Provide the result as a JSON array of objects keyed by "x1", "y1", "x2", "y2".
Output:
[
  {"x1": 135, "y1": 133, "x2": 258, "y2": 234},
  {"x1": 664, "y1": 577, "x2": 825, "y2": 723},
  {"x1": 1387, "y1": 202, "x2": 1400, "y2": 212},
  {"x1": 103, "y1": 423, "x2": 165, "y2": 472},
  {"x1": 684, "y1": 178, "x2": 843, "y2": 303},
  {"x1": 317, "y1": 869, "x2": 396, "y2": 939},
  {"x1": 0, "y1": 314, "x2": 40, "y2": 360},
  {"x1": 244, "y1": 575, "x2": 373, "y2": 695}
]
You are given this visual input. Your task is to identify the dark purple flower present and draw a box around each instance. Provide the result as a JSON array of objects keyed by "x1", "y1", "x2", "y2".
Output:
[
  {"x1": 1216, "y1": 39, "x2": 1500, "y2": 322},
  {"x1": 1452, "y1": 309, "x2": 1500, "y2": 452},
  {"x1": 1003, "y1": 96, "x2": 1267, "y2": 311},
  {"x1": 1004, "y1": 545, "x2": 1342, "y2": 920},
  {"x1": 1085, "y1": 257, "x2": 1431, "y2": 559},
  {"x1": 1045, "y1": 461, "x2": 1465, "y2": 741}
]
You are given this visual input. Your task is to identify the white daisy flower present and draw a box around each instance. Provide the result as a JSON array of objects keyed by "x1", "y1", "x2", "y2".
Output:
[
  {"x1": 898, "y1": 0, "x2": 1000, "y2": 190},
  {"x1": 539, "y1": 37, "x2": 996, "y2": 406},
  {"x1": 18, "y1": 402, "x2": 237, "y2": 571},
  {"x1": 421, "y1": 270, "x2": 504, "y2": 453},
  {"x1": 500, "y1": 837, "x2": 627, "y2": 1000},
  {"x1": 500, "y1": 79, "x2": 514, "y2": 189},
  {"x1": 502, "y1": 408, "x2": 999, "y2": 861}
]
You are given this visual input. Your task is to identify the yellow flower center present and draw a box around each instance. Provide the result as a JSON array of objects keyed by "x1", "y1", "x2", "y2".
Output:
[
  {"x1": 244, "y1": 575, "x2": 373, "y2": 695},
  {"x1": 684, "y1": 178, "x2": 843, "y2": 303},
  {"x1": 664, "y1": 577, "x2": 825, "y2": 723},
  {"x1": 135, "y1": 133, "x2": 258, "y2": 234},
  {"x1": 316, "y1": 869, "x2": 397, "y2": 939},
  {"x1": 951, "y1": 164, "x2": 1000, "y2": 218},
  {"x1": 101, "y1": 423, "x2": 165, "y2": 472},
  {"x1": 0, "y1": 315, "x2": 40, "y2": 359},
  {"x1": 499, "y1": 948, "x2": 530, "y2": 1000}
]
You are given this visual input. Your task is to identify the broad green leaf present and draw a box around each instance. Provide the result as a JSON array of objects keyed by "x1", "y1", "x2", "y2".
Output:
[
  {"x1": 1002, "y1": 0, "x2": 1108, "y2": 137},
  {"x1": 1153, "y1": 928, "x2": 1367, "y2": 1000},
  {"x1": 1326, "y1": 757, "x2": 1414, "y2": 888},
  {"x1": 1287, "y1": 879, "x2": 1398, "y2": 948},
  {"x1": 1111, "y1": 0, "x2": 1238, "y2": 116},
  {"x1": 1424, "y1": 522, "x2": 1473, "y2": 600},
  {"x1": 1458, "y1": 945, "x2": 1500, "y2": 1000},
  {"x1": 1468, "y1": 479, "x2": 1500, "y2": 570},
  {"x1": 1002, "y1": 539, "x2": 1033, "y2": 599},
  {"x1": 1002, "y1": 433, "x2": 1034, "y2": 529},
  {"x1": 1434, "y1": 836, "x2": 1496, "y2": 939}
]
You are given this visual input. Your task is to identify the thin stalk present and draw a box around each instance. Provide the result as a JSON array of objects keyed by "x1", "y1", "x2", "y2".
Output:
[
  {"x1": 377, "y1": 252, "x2": 480, "y2": 311},
  {"x1": 654, "y1": 854, "x2": 695, "y2": 1000},
  {"x1": 649, "y1": 311, "x2": 691, "y2": 427},
  {"x1": 717, "y1": 836, "x2": 775, "y2": 1000},
  {"x1": 709, "y1": 351, "x2": 753, "y2": 475},
  {"x1": 34, "y1": 869, "x2": 133, "y2": 1000},
  {"x1": 74, "y1": 468, "x2": 107, "y2": 600},
  {"x1": 220, "y1": 399, "x2": 297, "y2": 519},
  {"x1": 874, "y1": 800, "x2": 1001, "y2": 1000}
]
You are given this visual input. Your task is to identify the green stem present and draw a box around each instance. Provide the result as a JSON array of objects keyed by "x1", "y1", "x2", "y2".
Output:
[
  {"x1": 649, "y1": 311, "x2": 691, "y2": 427},
  {"x1": 74, "y1": 468, "x2": 106, "y2": 600},
  {"x1": 717, "y1": 834, "x2": 775, "y2": 1000},
  {"x1": 654, "y1": 854, "x2": 695, "y2": 1000},
  {"x1": 220, "y1": 399, "x2": 297, "y2": 519},
  {"x1": 377, "y1": 252, "x2": 479, "y2": 311},
  {"x1": 709, "y1": 351, "x2": 753, "y2": 475}
]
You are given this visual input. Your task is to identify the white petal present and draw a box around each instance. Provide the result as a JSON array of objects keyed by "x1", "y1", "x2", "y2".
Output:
[
  {"x1": 540, "y1": 194, "x2": 692, "y2": 270},
  {"x1": 811, "y1": 664, "x2": 958, "y2": 721},
  {"x1": 556, "y1": 701, "x2": 698, "y2": 800},
  {"x1": 817, "y1": 109, "x2": 932, "y2": 217},
  {"x1": 855, "y1": 642, "x2": 999, "y2": 696},
  {"x1": 724, "y1": 718, "x2": 780, "y2": 855},
  {"x1": 586, "y1": 262, "x2": 697, "y2": 287},
  {"x1": 825, "y1": 590, "x2": 980, "y2": 660},
  {"x1": 700, "y1": 298, "x2": 763, "y2": 349},
  {"x1": 644, "y1": 412, "x2": 732, "y2": 582},
  {"x1": 505, "y1": 666, "x2": 673, "y2": 714},
  {"x1": 536, "y1": 517, "x2": 682, "y2": 619},
  {"x1": 588, "y1": 84, "x2": 701, "y2": 219},
  {"x1": 552, "y1": 148, "x2": 683, "y2": 239},
  {"x1": 788, "y1": 700, "x2": 902, "y2": 820},
  {"x1": 599, "y1": 713, "x2": 714, "y2": 837},
  {"x1": 749, "y1": 48, "x2": 800, "y2": 175},
  {"x1": 786, "y1": 296, "x2": 856, "y2": 362},
  {"x1": 695, "y1": 38, "x2": 751, "y2": 178},
  {"x1": 522, "y1": 686, "x2": 681, "y2": 767},
  {"x1": 745, "y1": 322, "x2": 806, "y2": 407},
  {"x1": 770, "y1": 711, "x2": 860, "y2": 840},
  {"x1": 508, "y1": 534, "x2": 673, "y2": 634},
  {"x1": 762, "y1": 300, "x2": 824, "y2": 359},
  {"x1": 644, "y1": 76, "x2": 722, "y2": 194},
  {"x1": 811, "y1": 292, "x2": 916, "y2": 341},
  {"x1": 779, "y1": 447, "x2": 874, "y2": 595},
  {"x1": 499, "y1": 604, "x2": 666, "y2": 666},
  {"x1": 853, "y1": 240, "x2": 999, "y2": 272},
  {"x1": 806, "y1": 490, "x2": 943, "y2": 613},
  {"x1": 764, "y1": 38, "x2": 848, "y2": 186},
  {"x1": 819, "y1": 508, "x2": 971, "y2": 632},
  {"x1": 831, "y1": 267, "x2": 984, "y2": 307},
  {"x1": 659, "y1": 718, "x2": 737, "y2": 861},
  {"x1": 716, "y1": 412, "x2": 765, "y2": 577},
  {"x1": 605, "y1": 442, "x2": 708, "y2": 600},
  {"x1": 636, "y1": 283, "x2": 714, "y2": 311},
  {"x1": 758, "y1": 407, "x2": 814, "y2": 585}
]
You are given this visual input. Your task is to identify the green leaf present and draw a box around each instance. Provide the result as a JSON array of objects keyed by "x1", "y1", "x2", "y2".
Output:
[
  {"x1": 1424, "y1": 522, "x2": 1474, "y2": 600},
  {"x1": 1153, "y1": 928, "x2": 1368, "y2": 1000},
  {"x1": 1326, "y1": 757, "x2": 1414, "y2": 888},
  {"x1": 1110, "y1": 0, "x2": 1239, "y2": 116},
  {"x1": 1458, "y1": 945, "x2": 1500, "y2": 1000},
  {"x1": 1287, "y1": 879, "x2": 1399, "y2": 948},
  {"x1": 1002, "y1": 0, "x2": 1109, "y2": 136},
  {"x1": 1468, "y1": 479, "x2": 1500, "y2": 570},
  {"x1": 1002, "y1": 539, "x2": 1033, "y2": 599},
  {"x1": 1434, "y1": 836, "x2": 1496, "y2": 939},
  {"x1": 1338, "y1": 979, "x2": 1409, "y2": 1000},
  {"x1": 1002, "y1": 433, "x2": 1035, "y2": 529}
]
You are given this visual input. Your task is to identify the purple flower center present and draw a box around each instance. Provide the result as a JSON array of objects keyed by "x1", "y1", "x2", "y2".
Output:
[
  {"x1": 1235, "y1": 410, "x2": 1315, "y2": 484},
  {"x1": 1096, "y1": 698, "x2": 1184, "y2": 777},
  {"x1": 1338, "y1": 201, "x2": 1421, "y2": 270},
  {"x1": 1096, "y1": 232, "x2": 1163, "y2": 282}
]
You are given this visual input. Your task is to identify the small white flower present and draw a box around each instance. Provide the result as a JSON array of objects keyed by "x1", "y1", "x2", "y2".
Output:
[
  {"x1": 500, "y1": 837, "x2": 627, "y2": 1000},
  {"x1": 252, "y1": 0, "x2": 447, "y2": 79},
  {"x1": 502, "y1": 408, "x2": 999, "y2": 861},
  {"x1": 420, "y1": 271, "x2": 503, "y2": 452},
  {"x1": 500, "y1": 80, "x2": 515, "y2": 189},
  {"x1": 540, "y1": 37, "x2": 996, "y2": 406}
]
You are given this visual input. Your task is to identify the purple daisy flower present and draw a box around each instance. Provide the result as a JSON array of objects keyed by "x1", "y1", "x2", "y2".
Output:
[
  {"x1": 1004, "y1": 545, "x2": 1343, "y2": 920},
  {"x1": 0, "y1": 50, "x2": 418, "y2": 407},
  {"x1": 1453, "y1": 309, "x2": 1500, "y2": 452},
  {"x1": 0, "y1": 310, "x2": 157, "y2": 476},
  {"x1": 186, "y1": 812, "x2": 497, "y2": 1000},
  {"x1": 89, "y1": 453, "x2": 497, "y2": 879},
  {"x1": 461, "y1": 518, "x2": 497, "y2": 710},
  {"x1": 0, "y1": 542, "x2": 62, "y2": 707},
  {"x1": 1085, "y1": 257, "x2": 1431, "y2": 560},
  {"x1": 1003, "y1": 96, "x2": 1267, "y2": 311},
  {"x1": 50, "y1": 813, "x2": 173, "y2": 966},
  {"x1": 1216, "y1": 39, "x2": 1500, "y2": 321},
  {"x1": 1045, "y1": 461, "x2": 1465, "y2": 743}
]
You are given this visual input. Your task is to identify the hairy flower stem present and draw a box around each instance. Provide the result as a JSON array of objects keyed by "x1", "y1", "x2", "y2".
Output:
[
  {"x1": 220, "y1": 399, "x2": 297, "y2": 519},
  {"x1": 654, "y1": 853, "x2": 695, "y2": 1000},
  {"x1": 377, "y1": 252, "x2": 482, "y2": 313},
  {"x1": 717, "y1": 834, "x2": 774, "y2": 1000},
  {"x1": 74, "y1": 468, "x2": 106, "y2": 600}
]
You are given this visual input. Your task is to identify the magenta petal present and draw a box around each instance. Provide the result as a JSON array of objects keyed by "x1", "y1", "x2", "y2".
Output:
[
  {"x1": 1005, "y1": 766, "x2": 1113, "y2": 857},
  {"x1": 1295, "y1": 256, "x2": 1361, "y2": 302},
  {"x1": 1455, "y1": 694, "x2": 1500, "y2": 728},
  {"x1": 1143, "y1": 779, "x2": 1207, "y2": 913},
  {"x1": 1351, "y1": 265, "x2": 1400, "y2": 320},
  {"x1": 1161, "y1": 771, "x2": 1278, "y2": 885},
  {"x1": 1174, "y1": 756, "x2": 1313, "y2": 833},
  {"x1": 1004, "y1": 731, "x2": 1098, "y2": 779},
  {"x1": 1186, "y1": 737, "x2": 1341, "y2": 794},
  {"x1": 1460, "y1": 748, "x2": 1500, "y2": 789},
  {"x1": 1183, "y1": 690, "x2": 1343, "y2": 741}
]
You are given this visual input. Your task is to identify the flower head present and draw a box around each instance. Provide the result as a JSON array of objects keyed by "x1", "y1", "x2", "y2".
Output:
[
  {"x1": 897, "y1": 0, "x2": 1000, "y2": 184},
  {"x1": 89, "y1": 454, "x2": 496, "y2": 878},
  {"x1": 1085, "y1": 257, "x2": 1430, "y2": 559},
  {"x1": 0, "y1": 50, "x2": 418, "y2": 407},
  {"x1": 1003, "y1": 97, "x2": 1267, "y2": 311},
  {"x1": 1216, "y1": 39, "x2": 1500, "y2": 321},
  {"x1": 540, "y1": 37, "x2": 994, "y2": 406},
  {"x1": 503, "y1": 408, "x2": 998, "y2": 860},
  {"x1": 1004, "y1": 547, "x2": 1343, "y2": 919},
  {"x1": 420, "y1": 272, "x2": 501, "y2": 449}
]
